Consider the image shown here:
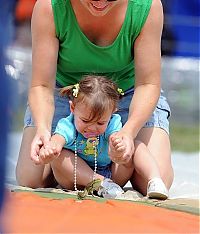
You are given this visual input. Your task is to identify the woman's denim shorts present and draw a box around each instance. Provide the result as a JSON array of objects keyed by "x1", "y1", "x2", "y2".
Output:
[{"x1": 24, "y1": 86, "x2": 171, "y2": 134}]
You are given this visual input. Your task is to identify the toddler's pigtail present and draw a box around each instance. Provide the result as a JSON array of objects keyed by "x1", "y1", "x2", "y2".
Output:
[{"x1": 60, "y1": 85, "x2": 74, "y2": 98}]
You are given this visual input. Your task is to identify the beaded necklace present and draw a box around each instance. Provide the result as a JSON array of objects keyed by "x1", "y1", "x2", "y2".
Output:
[{"x1": 74, "y1": 136, "x2": 99, "y2": 191}]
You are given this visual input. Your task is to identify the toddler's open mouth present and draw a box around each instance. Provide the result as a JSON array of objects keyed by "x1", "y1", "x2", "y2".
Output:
[{"x1": 84, "y1": 132, "x2": 98, "y2": 138}]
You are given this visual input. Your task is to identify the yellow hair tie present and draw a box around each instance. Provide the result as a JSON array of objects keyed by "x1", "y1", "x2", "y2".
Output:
[
  {"x1": 73, "y1": 84, "x2": 79, "y2": 97},
  {"x1": 117, "y1": 88, "x2": 124, "y2": 96}
]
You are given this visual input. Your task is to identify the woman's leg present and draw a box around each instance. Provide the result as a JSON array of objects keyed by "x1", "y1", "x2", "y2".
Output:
[
  {"x1": 16, "y1": 127, "x2": 54, "y2": 188},
  {"x1": 111, "y1": 138, "x2": 167, "y2": 189},
  {"x1": 131, "y1": 127, "x2": 174, "y2": 195},
  {"x1": 16, "y1": 86, "x2": 71, "y2": 188}
]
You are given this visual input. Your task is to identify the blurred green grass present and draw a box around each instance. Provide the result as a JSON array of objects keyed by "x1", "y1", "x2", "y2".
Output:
[{"x1": 170, "y1": 122, "x2": 199, "y2": 152}]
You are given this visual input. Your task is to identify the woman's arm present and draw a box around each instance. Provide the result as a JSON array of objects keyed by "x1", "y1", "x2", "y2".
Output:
[
  {"x1": 30, "y1": 0, "x2": 58, "y2": 131},
  {"x1": 29, "y1": 0, "x2": 59, "y2": 162},
  {"x1": 123, "y1": 0, "x2": 163, "y2": 138},
  {"x1": 114, "y1": 0, "x2": 163, "y2": 164}
]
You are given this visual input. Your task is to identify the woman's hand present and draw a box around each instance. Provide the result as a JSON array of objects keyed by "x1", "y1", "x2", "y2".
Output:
[
  {"x1": 30, "y1": 128, "x2": 51, "y2": 164},
  {"x1": 38, "y1": 140, "x2": 62, "y2": 164},
  {"x1": 38, "y1": 134, "x2": 65, "y2": 164},
  {"x1": 31, "y1": 131, "x2": 65, "y2": 165}
]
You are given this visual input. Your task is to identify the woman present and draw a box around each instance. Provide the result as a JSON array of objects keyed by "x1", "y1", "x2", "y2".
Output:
[{"x1": 16, "y1": 0, "x2": 174, "y2": 195}]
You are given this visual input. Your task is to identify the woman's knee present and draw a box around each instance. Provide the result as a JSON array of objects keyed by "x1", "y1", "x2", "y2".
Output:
[
  {"x1": 16, "y1": 161, "x2": 54, "y2": 188},
  {"x1": 16, "y1": 174, "x2": 43, "y2": 188}
]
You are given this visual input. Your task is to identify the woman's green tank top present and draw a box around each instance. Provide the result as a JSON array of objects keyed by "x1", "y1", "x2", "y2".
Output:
[{"x1": 51, "y1": 0, "x2": 152, "y2": 91}]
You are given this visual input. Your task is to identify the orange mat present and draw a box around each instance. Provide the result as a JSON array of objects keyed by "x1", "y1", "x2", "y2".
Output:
[{"x1": 1, "y1": 192, "x2": 199, "y2": 233}]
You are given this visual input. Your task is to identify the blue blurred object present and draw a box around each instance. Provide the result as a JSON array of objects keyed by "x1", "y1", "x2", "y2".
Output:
[
  {"x1": 162, "y1": 0, "x2": 200, "y2": 57},
  {"x1": 0, "y1": 0, "x2": 17, "y2": 213}
]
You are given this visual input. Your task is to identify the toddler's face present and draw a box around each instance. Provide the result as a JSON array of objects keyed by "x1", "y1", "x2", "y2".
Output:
[{"x1": 71, "y1": 101, "x2": 113, "y2": 138}]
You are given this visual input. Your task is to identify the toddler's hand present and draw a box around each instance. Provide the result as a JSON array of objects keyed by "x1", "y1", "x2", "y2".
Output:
[
  {"x1": 109, "y1": 134, "x2": 126, "y2": 163},
  {"x1": 38, "y1": 140, "x2": 62, "y2": 164},
  {"x1": 110, "y1": 135, "x2": 125, "y2": 153},
  {"x1": 109, "y1": 131, "x2": 134, "y2": 165}
]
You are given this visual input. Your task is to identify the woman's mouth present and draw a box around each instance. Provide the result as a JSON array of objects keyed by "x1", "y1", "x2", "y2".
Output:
[{"x1": 91, "y1": 1, "x2": 109, "y2": 11}]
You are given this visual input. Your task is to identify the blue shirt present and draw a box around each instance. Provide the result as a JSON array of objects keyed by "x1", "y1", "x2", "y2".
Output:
[{"x1": 54, "y1": 113, "x2": 122, "y2": 167}]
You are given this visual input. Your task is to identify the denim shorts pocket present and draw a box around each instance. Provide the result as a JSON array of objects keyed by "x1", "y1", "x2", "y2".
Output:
[
  {"x1": 144, "y1": 94, "x2": 171, "y2": 134},
  {"x1": 156, "y1": 95, "x2": 171, "y2": 119}
]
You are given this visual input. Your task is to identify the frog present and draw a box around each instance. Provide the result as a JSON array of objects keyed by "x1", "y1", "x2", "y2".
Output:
[{"x1": 77, "y1": 178, "x2": 102, "y2": 200}]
